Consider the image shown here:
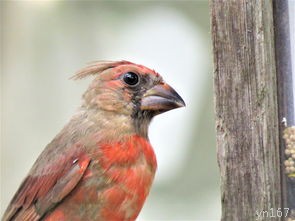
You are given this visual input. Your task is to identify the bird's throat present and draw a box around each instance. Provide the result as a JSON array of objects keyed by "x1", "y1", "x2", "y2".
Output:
[{"x1": 82, "y1": 108, "x2": 152, "y2": 141}]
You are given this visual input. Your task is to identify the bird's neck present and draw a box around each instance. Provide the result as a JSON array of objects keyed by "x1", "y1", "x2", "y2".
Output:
[{"x1": 73, "y1": 108, "x2": 151, "y2": 141}]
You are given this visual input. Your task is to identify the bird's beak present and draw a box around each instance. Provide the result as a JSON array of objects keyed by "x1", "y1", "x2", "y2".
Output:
[{"x1": 141, "y1": 83, "x2": 185, "y2": 113}]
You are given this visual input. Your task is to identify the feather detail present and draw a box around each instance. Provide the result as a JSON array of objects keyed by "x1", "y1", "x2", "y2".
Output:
[
  {"x1": 71, "y1": 60, "x2": 133, "y2": 80},
  {"x1": 97, "y1": 135, "x2": 157, "y2": 221},
  {"x1": 2, "y1": 150, "x2": 91, "y2": 221}
]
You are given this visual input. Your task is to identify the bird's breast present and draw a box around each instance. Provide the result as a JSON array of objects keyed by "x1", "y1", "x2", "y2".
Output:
[
  {"x1": 99, "y1": 134, "x2": 157, "y2": 170},
  {"x1": 96, "y1": 134, "x2": 157, "y2": 220},
  {"x1": 44, "y1": 135, "x2": 157, "y2": 221}
]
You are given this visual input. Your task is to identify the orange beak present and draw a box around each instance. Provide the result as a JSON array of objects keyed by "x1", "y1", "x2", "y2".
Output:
[{"x1": 141, "y1": 83, "x2": 185, "y2": 113}]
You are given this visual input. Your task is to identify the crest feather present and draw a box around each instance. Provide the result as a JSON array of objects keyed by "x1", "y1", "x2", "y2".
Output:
[{"x1": 71, "y1": 60, "x2": 134, "y2": 80}]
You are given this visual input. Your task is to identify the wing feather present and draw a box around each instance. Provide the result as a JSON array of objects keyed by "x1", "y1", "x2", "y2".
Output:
[{"x1": 2, "y1": 150, "x2": 91, "y2": 221}]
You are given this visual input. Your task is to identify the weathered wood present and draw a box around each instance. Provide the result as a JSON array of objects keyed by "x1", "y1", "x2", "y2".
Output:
[{"x1": 210, "y1": 1, "x2": 281, "y2": 220}]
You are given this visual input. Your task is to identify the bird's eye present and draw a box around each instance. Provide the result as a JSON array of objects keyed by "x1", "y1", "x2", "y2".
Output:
[{"x1": 123, "y1": 72, "x2": 139, "y2": 86}]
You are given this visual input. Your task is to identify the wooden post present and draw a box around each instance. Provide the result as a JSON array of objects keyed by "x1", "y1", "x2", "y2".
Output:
[{"x1": 210, "y1": 1, "x2": 282, "y2": 220}]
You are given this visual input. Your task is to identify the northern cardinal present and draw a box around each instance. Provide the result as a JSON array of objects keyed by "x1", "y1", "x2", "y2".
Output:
[{"x1": 2, "y1": 61, "x2": 185, "y2": 221}]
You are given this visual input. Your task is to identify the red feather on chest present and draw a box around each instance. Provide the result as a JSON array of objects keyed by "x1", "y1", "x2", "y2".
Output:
[
  {"x1": 97, "y1": 135, "x2": 157, "y2": 220},
  {"x1": 99, "y1": 135, "x2": 157, "y2": 169},
  {"x1": 44, "y1": 135, "x2": 157, "y2": 221}
]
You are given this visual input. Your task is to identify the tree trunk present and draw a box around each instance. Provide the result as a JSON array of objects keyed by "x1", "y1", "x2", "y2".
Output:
[{"x1": 210, "y1": 1, "x2": 281, "y2": 220}]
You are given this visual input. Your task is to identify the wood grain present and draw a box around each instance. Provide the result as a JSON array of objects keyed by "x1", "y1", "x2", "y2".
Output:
[{"x1": 210, "y1": 1, "x2": 281, "y2": 220}]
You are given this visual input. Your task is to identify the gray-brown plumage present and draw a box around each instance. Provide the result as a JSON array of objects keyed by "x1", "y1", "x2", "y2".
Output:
[{"x1": 2, "y1": 61, "x2": 185, "y2": 221}]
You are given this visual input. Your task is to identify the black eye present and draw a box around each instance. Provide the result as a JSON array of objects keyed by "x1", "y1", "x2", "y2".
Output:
[{"x1": 123, "y1": 72, "x2": 139, "y2": 86}]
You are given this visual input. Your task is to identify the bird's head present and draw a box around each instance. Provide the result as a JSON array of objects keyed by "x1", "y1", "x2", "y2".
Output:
[{"x1": 73, "y1": 61, "x2": 185, "y2": 137}]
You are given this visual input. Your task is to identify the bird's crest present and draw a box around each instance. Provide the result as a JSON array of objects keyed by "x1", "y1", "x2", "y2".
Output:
[{"x1": 71, "y1": 60, "x2": 134, "y2": 80}]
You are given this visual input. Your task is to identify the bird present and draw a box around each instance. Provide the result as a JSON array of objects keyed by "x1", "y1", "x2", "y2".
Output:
[{"x1": 2, "y1": 60, "x2": 185, "y2": 221}]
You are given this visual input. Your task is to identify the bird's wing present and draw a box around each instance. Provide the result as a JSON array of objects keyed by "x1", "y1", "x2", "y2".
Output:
[{"x1": 2, "y1": 147, "x2": 91, "y2": 221}]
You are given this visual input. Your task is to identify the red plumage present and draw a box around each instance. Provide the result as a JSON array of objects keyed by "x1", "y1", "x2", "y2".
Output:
[{"x1": 2, "y1": 61, "x2": 185, "y2": 221}]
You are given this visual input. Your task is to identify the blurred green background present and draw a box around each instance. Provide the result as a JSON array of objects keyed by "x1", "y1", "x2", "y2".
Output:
[{"x1": 1, "y1": 1, "x2": 220, "y2": 220}]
